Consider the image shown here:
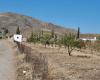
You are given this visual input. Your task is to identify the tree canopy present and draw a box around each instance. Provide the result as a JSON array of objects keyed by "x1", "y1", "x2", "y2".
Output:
[{"x1": 16, "y1": 27, "x2": 20, "y2": 34}]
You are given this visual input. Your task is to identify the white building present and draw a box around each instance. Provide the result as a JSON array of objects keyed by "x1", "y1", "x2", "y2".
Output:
[
  {"x1": 13, "y1": 34, "x2": 22, "y2": 42},
  {"x1": 82, "y1": 37, "x2": 96, "y2": 41}
]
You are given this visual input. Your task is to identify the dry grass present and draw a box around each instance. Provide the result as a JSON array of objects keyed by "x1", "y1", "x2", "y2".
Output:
[
  {"x1": 22, "y1": 42, "x2": 100, "y2": 80},
  {"x1": 14, "y1": 53, "x2": 26, "y2": 63},
  {"x1": 7, "y1": 39, "x2": 100, "y2": 80},
  {"x1": 7, "y1": 39, "x2": 33, "y2": 80},
  {"x1": 15, "y1": 63, "x2": 33, "y2": 80}
]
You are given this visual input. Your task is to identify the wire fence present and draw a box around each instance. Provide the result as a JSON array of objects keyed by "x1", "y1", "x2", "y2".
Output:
[
  {"x1": 15, "y1": 41, "x2": 100, "y2": 80},
  {"x1": 16, "y1": 42, "x2": 49, "y2": 80}
]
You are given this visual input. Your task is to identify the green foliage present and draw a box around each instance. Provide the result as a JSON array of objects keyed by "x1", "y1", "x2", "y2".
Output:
[
  {"x1": 63, "y1": 33, "x2": 75, "y2": 47},
  {"x1": 74, "y1": 39, "x2": 86, "y2": 49},
  {"x1": 97, "y1": 35, "x2": 100, "y2": 40},
  {"x1": 94, "y1": 40, "x2": 100, "y2": 52},
  {"x1": 16, "y1": 27, "x2": 20, "y2": 34},
  {"x1": 27, "y1": 33, "x2": 33, "y2": 42},
  {"x1": 86, "y1": 40, "x2": 100, "y2": 53},
  {"x1": 77, "y1": 27, "x2": 80, "y2": 39},
  {"x1": 56, "y1": 37, "x2": 63, "y2": 50},
  {"x1": 86, "y1": 40, "x2": 91, "y2": 43},
  {"x1": 49, "y1": 38, "x2": 54, "y2": 45},
  {"x1": 41, "y1": 34, "x2": 52, "y2": 47},
  {"x1": 27, "y1": 33, "x2": 40, "y2": 44},
  {"x1": 27, "y1": 31, "x2": 85, "y2": 56},
  {"x1": 54, "y1": 34, "x2": 57, "y2": 47},
  {"x1": 33, "y1": 34, "x2": 39, "y2": 44},
  {"x1": 4, "y1": 28, "x2": 8, "y2": 34},
  {"x1": 51, "y1": 27, "x2": 54, "y2": 38},
  {"x1": 58, "y1": 33, "x2": 85, "y2": 56},
  {"x1": 9, "y1": 35, "x2": 13, "y2": 38}
]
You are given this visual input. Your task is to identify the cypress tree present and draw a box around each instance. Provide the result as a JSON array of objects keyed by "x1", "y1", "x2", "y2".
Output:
[
  {"x1": 51, "y1": 27, "x2": 54, "y2": 38},
  {"x1": 4, "y1": 28, "x2": 8, "y2": 34},
  {"x1": 16, "y1": 27, "x2": 20, "y2": 34},
  {"x1": 54, "y1": 34, "x2": 57, "y2": 47},
  {"x1": 77, "y1": 26, "x2": 80, "y2": 39},
  {"x1": 30, "y1": 33, "x2": 33, "y2": 42}
]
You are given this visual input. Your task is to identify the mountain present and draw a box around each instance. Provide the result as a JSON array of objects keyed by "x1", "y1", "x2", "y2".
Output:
[
  {"x1": 0, "y1": 12, "x2": 99, "y2": 38},
  {"x1": 0, "y1": 12, "x2": 78, "y2": 37}
]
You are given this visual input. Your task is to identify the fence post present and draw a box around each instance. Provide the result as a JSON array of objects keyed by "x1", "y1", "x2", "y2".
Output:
[{"x1": 42, "y1": 55, "x2": 46, "y2": 80}]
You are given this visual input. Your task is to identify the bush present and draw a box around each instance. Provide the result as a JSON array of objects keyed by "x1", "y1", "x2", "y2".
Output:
[{"x1": 97, "y1": 35, "x2": 100, "y2": 40}]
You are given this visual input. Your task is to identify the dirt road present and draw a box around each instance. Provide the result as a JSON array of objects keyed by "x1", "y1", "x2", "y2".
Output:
[{"x1": 0, "y1": 40, "x2": 14, "y2": 80}]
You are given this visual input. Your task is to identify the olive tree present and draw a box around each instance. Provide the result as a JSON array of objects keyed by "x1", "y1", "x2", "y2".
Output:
[
  {"x1": 62, "y1": 33, "x2": 85, "y2": 56},
  {"x1": 40, "y1": 34, "x2": 52, "y2": 49}
]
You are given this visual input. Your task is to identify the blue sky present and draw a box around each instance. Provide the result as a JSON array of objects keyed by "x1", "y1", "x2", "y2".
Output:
[{"x1": 0, "y1": 0, "x2": 100, "y2": 34}]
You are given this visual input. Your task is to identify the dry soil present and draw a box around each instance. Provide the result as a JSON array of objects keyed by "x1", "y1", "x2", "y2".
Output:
[{"x1": 0, "y1": 40, "x2": 15, "y2": 80}]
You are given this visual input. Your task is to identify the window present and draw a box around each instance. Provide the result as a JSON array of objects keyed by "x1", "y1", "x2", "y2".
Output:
[{"x1": 17, "y1": 37, "x2": 19, "y2": 39}]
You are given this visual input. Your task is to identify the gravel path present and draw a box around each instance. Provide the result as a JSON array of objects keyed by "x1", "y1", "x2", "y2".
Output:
[{"x1": 0, "y1": 40, "x2": 14, "y2": 80}]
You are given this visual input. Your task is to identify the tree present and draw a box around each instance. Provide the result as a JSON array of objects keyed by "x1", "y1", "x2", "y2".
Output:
[
  {"x1": 51, "y1": 27, "x2": 54, "y2": 38},
  {"x1": 77, "y1": 26, "x2": 80, "y2": 39},
  {"x1": 27, "y1": 33, "x2": 33, "y2": 42},
  {"x1": 33, "y1": 34, "x2": 39, "y2": 44},
  {"x1": 49, "y1": 38, "x2": 55, "y2": 47},
  {"x1": 16, "y1": 27, "x2": 20, "y2": 34},
  {"x1": 97, "y1": 35, "x2": 100, "y2": 40},
  {"x1": 57, "y1": 36, "x2": 63, "y2": 50},
  {"x1": 41, "y1": 34, "x2": 52, "y2": 49},
  {"x1": 62, "y1": 33, "x2": 85, "y2": 56},
  {"x1": 4, "y1": 28, "x2": 8, "y2": 34},
  {"x1": 54, "y1": 34, "x2": 57, "y2": 47}
]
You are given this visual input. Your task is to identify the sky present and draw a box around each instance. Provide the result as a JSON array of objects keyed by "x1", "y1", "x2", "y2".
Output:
[{"x1": 0, "y1": 0, "x2": 100, "y2": 34}]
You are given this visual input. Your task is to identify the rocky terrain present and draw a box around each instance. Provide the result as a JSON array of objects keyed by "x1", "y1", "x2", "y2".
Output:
[
  {"x1": 0, "y1": 12, "x2": 99, "y2": 38},
  {"x1": 0, "y1": 12, "x2": 77, "y2": 37}
]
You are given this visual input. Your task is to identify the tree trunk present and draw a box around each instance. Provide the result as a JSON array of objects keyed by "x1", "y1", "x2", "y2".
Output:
[
  {"x1": 69, "y1": 51, "x2": 71, "y2": 56},
  {"x1": 58, "y1": 45, "x2": 61, "y2": 50},
  {"x1": 45, "y1": 44, "x2": 46, "y2": 49},
  {"x1": 68, "y1": 46, "x2": 74, "y2": 56},
  {"x1": 52, "y1": 44, "x2": 53, "y2": 47},
  {"x1": 65, "y1": 46, "x2": 66, "y2": 49},
  {"x1": 55, "y1": 43, "x2": 56, "y2": 47}
]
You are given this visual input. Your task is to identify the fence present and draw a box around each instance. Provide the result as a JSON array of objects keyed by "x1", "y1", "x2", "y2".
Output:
[{"x1": 16, "y1": 42, "x2": 49, "y2": 80}]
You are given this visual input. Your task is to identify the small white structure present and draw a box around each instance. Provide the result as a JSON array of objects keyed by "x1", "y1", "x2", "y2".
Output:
[
  {"x1": 13, "y1": 34, "x2": 22, "y2": 42},
  {"x1": 82, "y1": 37, "x2": 97, "y2": 41}
]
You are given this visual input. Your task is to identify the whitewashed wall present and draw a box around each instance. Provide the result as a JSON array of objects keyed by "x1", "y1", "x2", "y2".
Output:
[{"x1": 13, "y1": 34, "x2": 22, "y2": 42}]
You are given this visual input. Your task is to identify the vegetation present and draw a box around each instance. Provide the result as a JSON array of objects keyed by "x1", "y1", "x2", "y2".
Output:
[
  {"x1": 60, "y1": 33, "x2": 85, "y2": 56},
  {"x1": 4, "y1": 28, "x2": 8, "y2": 34},
  {"x1": 27, "y1": 33, "x2": 33, "y2": 42},
  {"x1": 16, "y1": 27, "x2": 20, "y2": 34},
  {"x1": 41, "y1": 34, "x2": 52, "y2": 49},
  {"x1": 9, "y1": 35, "x2": 13, "y2": 38},
  {"x1": 87, "y1": 40, "x2": 100, "y2": 53},
  {"x1": 54, "y1": 34, "x2": 57, "y2": 47},
  {"x1": 27, "y1": 31, "x2": 86, "y2": 56},
  {"x1": 27, "y1": 28, "x2": 100, "y2": 56},
  {"x1": 77, "y1": 26, "x2": 80, "y2": 39},
  {"x1": 51, "y1": 27, "x2": 54, "y2": 38},
  {"x1": 97, "y1": 35, "x2": 100, "y2": 40}
]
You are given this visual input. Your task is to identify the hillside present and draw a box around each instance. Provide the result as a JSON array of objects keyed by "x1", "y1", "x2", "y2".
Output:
[
  {"x1": 0, "y1": 12, "x2": 99, "y2": 38},
  {"x1": 0, "y1": 12, "x2": 78, "y2": 37}
]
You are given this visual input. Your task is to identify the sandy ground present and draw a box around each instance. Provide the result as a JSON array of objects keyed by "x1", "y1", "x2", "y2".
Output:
[
  {"x1": 0, "y1": 40, "x2": 14, "y2": 80},
  {"x1": 23, "y1": 42, "x2": 100, "y2": 80}
]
